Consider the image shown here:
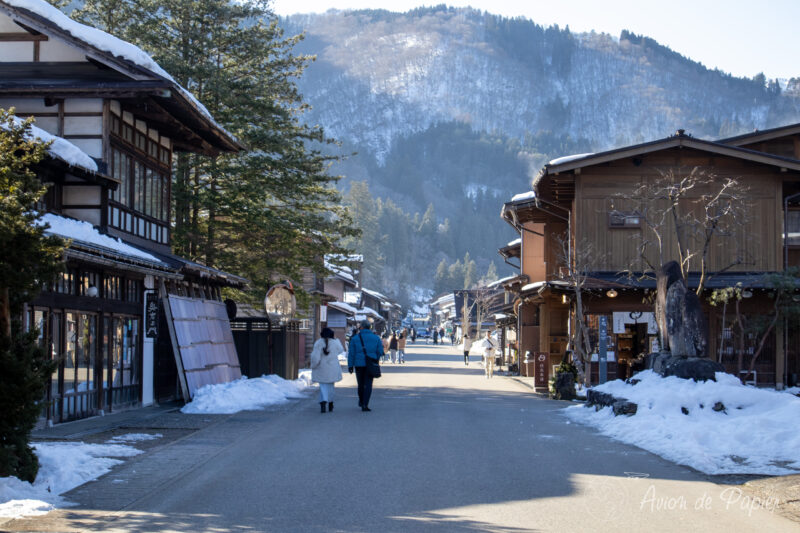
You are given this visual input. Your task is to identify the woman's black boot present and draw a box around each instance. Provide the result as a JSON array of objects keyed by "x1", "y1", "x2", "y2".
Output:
[
  {"x1": 328, "y1": 402, "x2": 334, "y2": 412},
  {"x1": 320, "y1": 402, "x2": 326, "y2": 413}
]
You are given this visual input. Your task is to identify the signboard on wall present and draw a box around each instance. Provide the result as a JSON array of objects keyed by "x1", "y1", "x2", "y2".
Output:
[
  {"x1": 534, "y1": 352, "x2": 549, "y2": 388},
  {"x1": 145, "y1": 292, "x2": 159, "y2": 338}
]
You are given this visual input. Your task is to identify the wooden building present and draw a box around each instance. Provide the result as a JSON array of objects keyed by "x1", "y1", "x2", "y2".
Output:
[
  {"x1": 1, "y1": 0, "x2": 245, "y2": 422},
  {"x1": 502, "y1": 130, "x2": 800, "y2": 390}
]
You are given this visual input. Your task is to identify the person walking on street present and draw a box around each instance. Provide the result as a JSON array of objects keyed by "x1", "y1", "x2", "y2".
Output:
[
  {"x1": 481, "y1": 330, "x2": 496, "y2": 378},
  {"x1": 462, "y1": 333, "x2": 473, "y2": 366},
  {"x1": 410, "y1": 327, "x2": 416, "y2": 343},
  {"x1": 397, "y1": 330, "x2": 407, "y2": 364},
  {"x1": 381, "y1": 333, "x2": 391, "y2": 363},
  {"x1": 310, "y1": 328, "x2": 344, "y2": 413},
  {"x1": 433, "y1": 328, "x2": 439, "y2": 345},
  {"x1": 347, "y1": 320, "x2": 385, "y2": 411},
  {"x1": 389, "y1": 331, "x2": 399, "y2": 363}
]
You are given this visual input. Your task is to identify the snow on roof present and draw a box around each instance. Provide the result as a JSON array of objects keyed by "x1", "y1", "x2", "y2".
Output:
[
  {"x1": 510, "y1": 191, "x2": 535, "y2": 202},
  {"x1": 487, "y1": 275, "x2": 518, "y2": 288},
  {"x1": 362, "y1": 287, "x2": 388, "y2": 301},
  {"x1": 506, "y1": 238, "x2": 521, "y2": 247},
  {"x1": 4, "y1": 0, "x2": 231, "y2": 140},
  {"x1": 38, "y1": 213, "x2": 162, "y2": 264},
  {"x1": 325, "y1": 261, "x2": 355, "y2": 283},
  {"x1": 548, "y1": 152, "x2": 595, "y2": 166},
  {"x1": 359, "y1": 306, "x2": 383, "y2": 319},
  {"x1": 2, "y1": 115, "x2": 97, "y2": 172},
  {"x1": 520, "y1": 281, "x2": 546, "y2": 293},
  {"x1": 327, "y1": 300, "x2": 358, "y2": 315}
]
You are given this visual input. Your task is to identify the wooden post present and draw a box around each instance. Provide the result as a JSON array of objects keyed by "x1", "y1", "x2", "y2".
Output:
[
  {"x1": 0, "y1": 287, "x2": 10, "y2": 338},
  {"x1": 776, "y1": 320, "x2": 785, "y2": 390}
]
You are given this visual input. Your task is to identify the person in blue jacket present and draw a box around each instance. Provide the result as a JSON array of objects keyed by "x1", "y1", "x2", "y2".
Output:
[{"x1": 347, "y1": 320, "x2": 384, "y2": 411}]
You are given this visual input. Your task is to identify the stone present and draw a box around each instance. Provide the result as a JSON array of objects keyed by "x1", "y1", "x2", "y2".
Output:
[
  {"x1": 712, "y1": 401, "x2": 726, "y2": 412},
  {"x1": 681, "y1": 406, "x2": 690, "y2": 415},
  {"x1": 586, "y1": 389, "x2": 616, "y2": 408},
  {"x1": 613, "y1": 399, "x2": 638, "y2": 416},
  {"x1": 662, "y1": 356, "x2": 725, "y2": 382},
  {"x1": 552, "y1": 372, "x2": 576, "y2": 401}
]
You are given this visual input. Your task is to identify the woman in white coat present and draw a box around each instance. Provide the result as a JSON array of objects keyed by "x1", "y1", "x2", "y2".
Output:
[{"x1": 311, "y1": 328, "x2": 344, "y2": 413}]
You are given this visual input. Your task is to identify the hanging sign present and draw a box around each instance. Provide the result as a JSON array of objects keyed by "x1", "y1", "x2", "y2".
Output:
[{"x1": 145, "y1": 292, "x2": 159, "y2": 338}]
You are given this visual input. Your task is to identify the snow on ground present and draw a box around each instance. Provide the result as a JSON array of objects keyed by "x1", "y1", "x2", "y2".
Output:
[
  {"x1": 181, "y1": 372, "x2": 312, "y2": 415},
  {"x1": 564, "y1": 370, "x2": 800, "y2": 475},
  {"x1": 0, "y1": 441, "x2": 141, "y2": 519},
  {"x1": 106, "y1": 433, "x2": 163, "y2": 444}
]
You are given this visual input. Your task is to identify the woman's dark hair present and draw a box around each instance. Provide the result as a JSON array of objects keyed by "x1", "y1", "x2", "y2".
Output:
[{"x1": 321, "y1": 327, "x2": 335, "y2": 355}]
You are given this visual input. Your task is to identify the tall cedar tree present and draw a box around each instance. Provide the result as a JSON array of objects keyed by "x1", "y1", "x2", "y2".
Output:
[
  {"x1": 0, "y1": 110, "x2": 63, "y2": 481},
  {"x1": 70, "y1": 0, "x2": 358, "y2": 300}
]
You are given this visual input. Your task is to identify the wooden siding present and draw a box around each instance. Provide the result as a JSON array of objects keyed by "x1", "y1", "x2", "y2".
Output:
[
  {"x1": 572, "y1": 151, "x2": 789, "y2": 273},
  {"x1": 521, "y1": 222, "x2": 546, "y2": 281}
]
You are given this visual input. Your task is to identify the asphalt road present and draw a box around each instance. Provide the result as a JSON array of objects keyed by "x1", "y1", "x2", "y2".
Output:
[{"x1": 4, "y1": 342, "x2": 797, "y2": 532}]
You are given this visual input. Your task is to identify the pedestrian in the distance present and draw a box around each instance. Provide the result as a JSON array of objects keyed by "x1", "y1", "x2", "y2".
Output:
[
  {"x1": 433, "y1": 328, "x2": 439, "y2": 345},
  {"x1": 347, "y1": 320, "x2": 385, "y2": 411},
  {"x1": 410, "y1": 327, "x2": 416, "y2": 343},
  {"x1": 397, "y1": 329, "x2": 407, "y2": 364},
  {"x1": 481, "y1": 330, "x2": 496, "y2": 378},
  {"x1": 439, "y1": 327, "x2": 445, "y2": 344},
  {"x1": 449, "y1": 328, "x2": 455, "y2": 345},
  {"x1": 389, "y1": 331, "x2": 399, "y2": 363},
  {"x1": 462, "y1": 333, "x2": 473, "y2": 366},
  {"x1": 381, "y1": 333, "x2": 391, "y2": 363},
  {"x1": 310, "y1": 327, "x2": 344, "y2": 413}
]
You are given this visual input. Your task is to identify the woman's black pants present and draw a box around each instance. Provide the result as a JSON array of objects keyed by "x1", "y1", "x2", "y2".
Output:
[{"x1": 355, "y1": 366, "x2": 374, "y2": 407}]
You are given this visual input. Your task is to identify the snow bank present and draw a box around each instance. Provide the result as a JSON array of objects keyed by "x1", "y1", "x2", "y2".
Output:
[
  {"x1": 0, "y1": 441, "x2": 141, "y2": 519},
  {"x1": 37, "y1": 213, "x2": 160, "y2": 263},
  {"x1": 1, "y1": 114, "x2": 97, "y2": 172},
  {"x1": 564, "y1": 370, "x2": 800, "y2": 475},
  {"x1": 181, "y1": 373, "x2": 312, "y2": 415}
]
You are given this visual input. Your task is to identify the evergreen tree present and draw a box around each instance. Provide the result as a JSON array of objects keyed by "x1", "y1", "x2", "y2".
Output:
[
  {"x1": 70, "y1": 0, "x2": 358, "y2": 300},
  {"x1": 0, "y1": 110, "x2": 63, "y2": 482},
  {"x1": 462, "y1": 252, "x2": 477, "y2": 288}
]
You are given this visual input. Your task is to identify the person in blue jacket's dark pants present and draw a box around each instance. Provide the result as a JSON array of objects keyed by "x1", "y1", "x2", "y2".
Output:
[{"x1": 347, "y1": 320, "x2": 385, "y2": 411}]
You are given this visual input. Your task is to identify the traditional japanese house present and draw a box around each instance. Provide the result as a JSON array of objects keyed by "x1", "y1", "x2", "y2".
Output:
[
  {"x1": 502, "y1": 130, "x2": 800, "y2": 390},
  {"x1": 0, "y1": 0, "x2": 246, "y2": 422}
]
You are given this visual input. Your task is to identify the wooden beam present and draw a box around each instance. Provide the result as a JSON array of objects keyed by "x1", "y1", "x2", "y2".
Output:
[{"x1": 0, "y1": 32, "x2": 48, "y2": 41}]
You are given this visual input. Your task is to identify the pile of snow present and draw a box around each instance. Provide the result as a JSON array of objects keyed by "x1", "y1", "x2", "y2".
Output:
[
  {"x1": 106, "y1": 433, "x2": 162, "y2": 444},
  {"x1": 1, "y1": 114, "x2": 97, "y2": 172},
  {"x1": 37, "y1": 213, "x2": 160, "y2": 263},
  {"x1": 181, "y1": 372, "x2": 312, "y2": 415},
  {"x1": 0, "y1": 441, "x2": 141, "y2": 519},
  {"x1": 564, "y1": 370, "x2": 800, "y2": 475}
]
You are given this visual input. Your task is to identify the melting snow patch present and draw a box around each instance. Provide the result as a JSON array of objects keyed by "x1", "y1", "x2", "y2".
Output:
[
  {"x1": 0, "y1": 441, "x2": 141, "y2": 519},
  {"x1": 564, "y1": 370, "x2": 800, "y2": 475},
  {"x1": 106, "y1": 433, "x2": 163, "y2": 444},
  {"x1": 181, "y1": 373, "x2": 312, "y2": 415}
]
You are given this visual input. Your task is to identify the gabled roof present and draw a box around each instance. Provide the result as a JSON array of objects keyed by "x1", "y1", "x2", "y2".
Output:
[
  {"x1": 717, "y1": 122, "x2": 800, "y2": 147},
  {"x1": 533, "y1": 131, "x2": 800, "y2": 190},
  {"x1": 0, "y1": 0, "x2": 241, "y2": 155},
  {"x1": 498, "y1": 240, "x2": 521, "y2": 259}
]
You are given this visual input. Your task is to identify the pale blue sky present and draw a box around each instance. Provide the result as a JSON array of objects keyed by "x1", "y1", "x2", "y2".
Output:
[{"x1": 272, "y1": 0, "x2": 798, "y2": 81}]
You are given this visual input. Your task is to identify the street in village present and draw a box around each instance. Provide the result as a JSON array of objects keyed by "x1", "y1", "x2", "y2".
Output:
[{"x1": 1, "y1": 342, "x2": 797, "y2": 533}]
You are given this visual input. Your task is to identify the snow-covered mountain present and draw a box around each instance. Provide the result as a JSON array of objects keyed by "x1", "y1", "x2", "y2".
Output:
[
  {"x1": 279, "y1": 7, "x2": 800, "y2": 294},
  {"x1": 283, "y1": 7, "x2": 799, "y2": 163}
]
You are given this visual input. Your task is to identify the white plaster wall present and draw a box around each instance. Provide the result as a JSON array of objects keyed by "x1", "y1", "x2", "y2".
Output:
[
  {"x1": 0, "y1": 98, "x2": 50, "y2": 113},
  {"x1": 0, "y1": 41, "x2": 33, "y2": 61},
  {"x1": 39, "y1": 40, "x2": 86, "y2": 62},
  {"x1": 62, "y1": 208, "x2": 100, "y2": 226},
  {"x1": 68, "y1": 138, "x2": 102, "y2": 158},
  {"x1": 142, "y1": 275, "x2": 155, "y2": 406},
  {"x1": 64, "y1": 116, "x2": 103, "y2": 135},
  {"x1": 63, "y1": 185, "x2": 101, "y2": 205},
  {"x1": 0, "y1": 12, "x2": 21, "y2": 31},
  {"x1": 64, "y1": 99, "x2": 102, "y2": 113}
]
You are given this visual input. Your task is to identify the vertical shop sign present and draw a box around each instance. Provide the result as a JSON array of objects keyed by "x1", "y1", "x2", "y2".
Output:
[
  {"x1": 535, "y1": 352, "x2": 549, "y2": 388},
  {"x1": 145, "y1": 292, "x2": 159, "y2": 338},
  {"x1": 599, "y1": 315, "x2": 608, "y2": 384}
]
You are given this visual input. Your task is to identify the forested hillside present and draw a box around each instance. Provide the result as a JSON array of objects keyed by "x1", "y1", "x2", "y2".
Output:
[{"x1": 280, "y1": 6, "x2": 800, "y2": 304}]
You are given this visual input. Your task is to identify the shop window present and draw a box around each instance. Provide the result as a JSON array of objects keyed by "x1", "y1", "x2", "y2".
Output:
[{"x1": 125, "y1": 279, "x2": 142, "y2": 303}]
